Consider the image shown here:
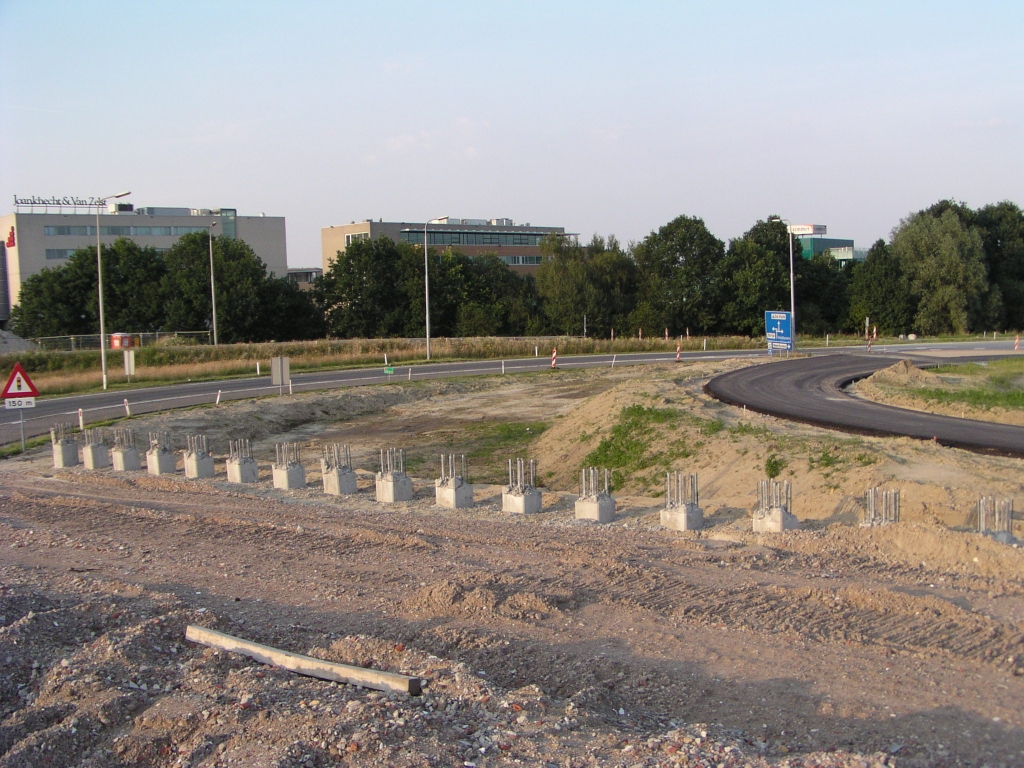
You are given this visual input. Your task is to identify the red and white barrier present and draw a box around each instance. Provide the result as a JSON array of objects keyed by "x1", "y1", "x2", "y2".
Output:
[
  {"x1": 675, "y1": 343, "x2": 681, "y2": 363},
  {"x1": 551, "y1": 348, "x2": 558, "y2": 369},
  {"x1": 1016, "y1": 335, "x2": 1020, "y2": 351}
]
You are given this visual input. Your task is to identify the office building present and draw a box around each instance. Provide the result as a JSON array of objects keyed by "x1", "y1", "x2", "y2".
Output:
[
  {"x1": 321, "y1": 217, "x2": 570, "y2": 275},
  {"x1": 1, "y1": 197, "x2": 287, "y2": 322},
  {"x1": 796, "y1": 235, "x2": 868, "y2": 266}
]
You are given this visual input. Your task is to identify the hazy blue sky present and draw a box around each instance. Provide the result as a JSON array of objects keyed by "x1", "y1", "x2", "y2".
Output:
[{"x1": 2, "y1": 1, "x2": 1021, "y2": 268}]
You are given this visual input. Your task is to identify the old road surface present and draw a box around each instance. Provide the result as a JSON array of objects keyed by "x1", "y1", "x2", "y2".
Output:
[{"x1": 705, "y1": 351, "x2": 1024, "y2": 457}]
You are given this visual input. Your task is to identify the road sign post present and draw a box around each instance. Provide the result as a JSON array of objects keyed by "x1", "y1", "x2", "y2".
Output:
[
  {"x1": 764, "y1": 311, "x2": 794, "y2": 355},
  {"x1": 3, "y1": 363, "x2": 41, "y2": 453}
]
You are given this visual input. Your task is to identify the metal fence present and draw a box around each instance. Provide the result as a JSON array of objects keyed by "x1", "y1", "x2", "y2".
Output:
[{"x1": 30, "y1": 331, "x2": 212, "y2": 352}]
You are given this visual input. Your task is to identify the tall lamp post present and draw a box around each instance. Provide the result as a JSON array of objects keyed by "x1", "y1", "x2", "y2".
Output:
[
  {"x1": 209, "y1": 221, "x2": 219, "y2": 346},
  {"x1": 424, "y1": 220, "x2": 431, "y2": 361},
  {"x1": 423, "y1": 216, "x2": 445, "y2": 361},
  {"x1": 96, "y1": 191, "x2": 131, "y2": 390}
]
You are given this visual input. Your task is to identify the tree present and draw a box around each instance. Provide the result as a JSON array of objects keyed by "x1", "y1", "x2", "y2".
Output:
[
  {"x1": 846, "y1": 240, "x2": 914, "y2": 335},
  {"x1": 631, "y1": 215, "x2": 725, "y2": 335},
  {"x1": 891, "y1": 210, "x2": 988, "y2": 335},
  {"x1": 793, "y1": 251, "x2": 849, "y2": 335},
  {"x1": 974, "y1": 201, "x2": 1024, "y2": 330},
  {"x1": 715, "y1": 218, "x2": 792, "y2": 335},
  {"x1": 9, "y1": 238, "x2": 165, "y2": 337}
]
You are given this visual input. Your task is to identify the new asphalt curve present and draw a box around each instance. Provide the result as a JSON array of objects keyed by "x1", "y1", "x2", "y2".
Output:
[{"x1": 705, "y1": 352, "x2": 1024, "y2": 457}]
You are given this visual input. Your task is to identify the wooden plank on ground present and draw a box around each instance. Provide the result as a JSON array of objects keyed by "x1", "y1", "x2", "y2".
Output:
[{"x1": 185, "y1": 625, "x2": 422, "y2": 696}]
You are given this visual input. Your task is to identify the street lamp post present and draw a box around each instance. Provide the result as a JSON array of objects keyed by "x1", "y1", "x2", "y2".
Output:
[
  {"x1": 424, "y1": 221, "x2": 431, "y2": 361},
  {"x1": 209, "y1": 221, "x2": 219, "y2": 346},
  {"x1": 96, "y1": 191, "x2": 131, "y2": 390}
]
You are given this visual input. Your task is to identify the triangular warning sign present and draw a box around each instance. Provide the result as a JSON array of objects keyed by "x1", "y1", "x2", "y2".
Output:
[{"x1": 2, "y1": 363, "x2": 40, "y2": 398}]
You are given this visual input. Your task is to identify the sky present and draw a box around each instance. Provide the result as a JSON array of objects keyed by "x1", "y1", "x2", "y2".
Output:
[{"x1": 1, "y1": 1, "x2": 1022, "y2": 268}]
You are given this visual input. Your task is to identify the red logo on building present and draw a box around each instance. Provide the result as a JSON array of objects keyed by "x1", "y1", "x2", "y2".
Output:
[{"x1": 5, "y1": 227, "x2": 14, "y2": 248}]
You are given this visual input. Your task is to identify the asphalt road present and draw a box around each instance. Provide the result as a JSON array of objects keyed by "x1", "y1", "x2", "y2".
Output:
[
  {"x1": 3, "y1": 339, "x2": 1021, "y2": 451},
  {"x1": 705, "y1": 351, "x2": 1024, "y2": 457},
  {"x1": 0, "y1": 348, "x2": 767, "y2": 445}
]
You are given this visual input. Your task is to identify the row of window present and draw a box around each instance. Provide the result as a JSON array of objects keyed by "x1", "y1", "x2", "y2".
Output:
[
  {"x1": 399, "y1": 231, "x2": 546, "y2": 247},
  {"x1": 345, "y1": 232, "x2": 370, "y2": 246},
  {"x1": 499, "y1": 255, "x2": 543, "y2": 266},
  {"x1": 44, "y1": 225, "x2": 211, "y2": 237},
  {"x1": 46, "y1": 246, "x2": 171, "y2": 260}
]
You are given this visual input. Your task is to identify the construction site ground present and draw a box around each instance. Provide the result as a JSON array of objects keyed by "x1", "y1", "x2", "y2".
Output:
[{"x1": 2, "y1": 359, "x2": 1023, "y2": 768}]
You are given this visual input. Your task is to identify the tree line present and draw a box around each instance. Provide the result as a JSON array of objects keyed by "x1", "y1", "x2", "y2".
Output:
[{"x1": 10, "y1": 199, "x2": 1023, "y2": 342}]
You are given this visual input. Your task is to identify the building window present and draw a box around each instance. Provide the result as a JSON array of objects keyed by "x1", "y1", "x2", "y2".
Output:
[
  {"x1": 345, "y1": 232, "x2": 370, "y2": 246},
  {"x1": 45, "y1": 249, "x2": 76, "y2": 260}
]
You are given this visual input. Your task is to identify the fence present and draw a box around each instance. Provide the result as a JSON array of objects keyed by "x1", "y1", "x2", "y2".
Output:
[{"x1": 30, "y1": 331, "x2": 212, "y2": 352}]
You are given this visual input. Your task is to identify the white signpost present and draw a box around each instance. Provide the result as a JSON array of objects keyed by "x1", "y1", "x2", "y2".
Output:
[{"x1": 3, "y1": 362, "x2": 40, "y2": 452}]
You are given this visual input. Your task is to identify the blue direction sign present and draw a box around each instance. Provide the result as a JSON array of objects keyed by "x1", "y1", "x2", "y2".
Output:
[{"x1": 765, "y1": 311, "x2": 793, "y2": 351}]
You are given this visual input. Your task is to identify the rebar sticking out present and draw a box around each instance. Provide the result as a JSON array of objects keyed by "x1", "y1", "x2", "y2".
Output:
[
  {"x1": 274, "y1": 442, "x2": 300, "y2": 468},
  {"x1": 83, "y1": 427, "x2": 104, "y2": 446},
  {"x1": 322, "y1": 444, "x2": 352, "y2": 472},
  {"x1": 580, "y1": 467, "x2": 611, "y2": 499},
  {"x1": 439, "y1": 454, "x2": 466, "y2": 483},
  {"x1": 113, "y1": 428, "x2": 135, "y2": 450},
  {"x1": 665, "y1": 472, "x2": 698, "y2": 509},
  {"x1": 186, "y1": 434, "x2": 209, "y2": 457},
  {"x1": 379, "y1": 448, "x2": 405, "y2": 476},
  {"x1": 756, "y1": 479, "x2": 792, "y2": 516},
  {"x1": 978, "y1": 496, "x2": 1013, "y2": 534},
  {"x1": 865, "y1": 487, "x2": 900, "y2": 526},
  {"x1": 507, "y1": 458, "x2": 536, "y2": 493},
  {"x1": 228, "y1": 439, "x2": 252, "y2": 461},
  {"x1": 148, "y1": 431, "x2": 171, "y2": 452},
  {"x1": 50, "y1": 423, "x2": 75, "y2": 445}
]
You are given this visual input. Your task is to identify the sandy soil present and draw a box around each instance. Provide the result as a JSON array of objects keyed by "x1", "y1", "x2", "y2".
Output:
[{"x1": 3, "y1": 361, "x2": 1024, "y2": 767}]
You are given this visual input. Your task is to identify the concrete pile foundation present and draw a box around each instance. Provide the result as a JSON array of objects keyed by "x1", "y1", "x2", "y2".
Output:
[
  {"x1": 753, "y1": 479, "x2": 800, "y2": 532},
  {"x1": 184, "y1": 434, "x2": 215, "y2": 479},
  {"x1": 111, "y1": 428, "x2": 141, "y2": 472},
  {"x1": 435, "y1": 454, "x2": 473, "y2": 509},
  {"x1": 146, "y1": 431, "x2": 177, "y2": 475},
  {"x1": 575, "y1": 466, "x2": 616, "y2": 524},
  {"x1": 82, "y1": 428, "x2": 110, "y2": 470},
  {"x1": 661, "y1": 472, "x2": 703, "y2": 531},
  {"x1": 376, "y1": 448, "x2": 413, "y2": 503},
  {"x1": 273, "y1": 442, "x2": 306, "y2": 490},
  {"x1": 50, "y1": 423, "x2": 78, "y2": 469},
  {"x1": 227, "y1": 439, "x2": 259, "y2": 484},
  {"x1": 502, "y1": 457, "x2": 542, "y2": 514},
  {"x1": 321, "y1": 444, "x2": 357, "y2": 495}
]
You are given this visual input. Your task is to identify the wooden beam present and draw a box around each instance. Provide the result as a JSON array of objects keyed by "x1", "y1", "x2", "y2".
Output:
[{"x1": 185, "y1": 625, "x2": 422, "y2": 696}]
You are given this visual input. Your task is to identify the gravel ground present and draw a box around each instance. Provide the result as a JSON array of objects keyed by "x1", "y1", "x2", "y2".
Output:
[{"x1": 3, "y1": 454, "x2": 1023, "y2": 767}]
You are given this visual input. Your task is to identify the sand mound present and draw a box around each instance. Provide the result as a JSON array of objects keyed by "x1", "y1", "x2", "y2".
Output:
[{"x1": 864, "y1": 359, "x2": 942, "y2": 388}]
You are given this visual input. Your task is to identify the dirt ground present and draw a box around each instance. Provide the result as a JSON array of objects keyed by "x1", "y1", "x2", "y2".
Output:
[{"x1": 3, "y1": 361, "x2": 1024, "y2": 767}]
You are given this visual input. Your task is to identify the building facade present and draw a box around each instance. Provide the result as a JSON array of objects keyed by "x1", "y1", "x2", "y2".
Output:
[
  {"x1": 321, "y1": 217, "x2": 569, "y2": 275},
  {"x1": 795, "y1": 235, "x2": 868, "y2": 266},
  {"x1": 1, "y1": 200, "x2": 287, "y2": 322}
]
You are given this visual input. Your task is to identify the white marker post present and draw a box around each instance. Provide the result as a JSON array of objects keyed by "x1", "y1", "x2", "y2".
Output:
[{"x1": 3, "y1": 363, "x2": 40, "y2": 453}]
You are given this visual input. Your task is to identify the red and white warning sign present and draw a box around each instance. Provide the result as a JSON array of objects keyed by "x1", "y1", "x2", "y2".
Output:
[{"x1": 3, "y1": 362, "x2": 39, "y2": 409}]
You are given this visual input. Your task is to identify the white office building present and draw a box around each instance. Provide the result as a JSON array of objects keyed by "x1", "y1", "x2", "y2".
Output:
[{"x1": 1, "y1": 197, "x2": 287, "y2": 322}]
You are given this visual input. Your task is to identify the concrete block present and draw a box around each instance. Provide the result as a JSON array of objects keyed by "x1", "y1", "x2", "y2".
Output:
[
  {"x1": 323, "y1": 467, "x2": 358, "y2": 495},
  {"x1": 436, "y1": 479, "x2": 473, "y2": 509},
  {"x1": 376, "y1": 473, "x2": 413, "y2": 503},
  {"x1": 83, "y1": 443, "x2": 110, "y2": 470},
  {"x1": 503, "y1": 488, "x2": 542, "y2": 514},
  {"x1": 52, "y1": 441, "x2": 79, "y2": 469},
  {"x1": 575, "y1": 495, "x2": 616, "y2": 524},
  {"x1": 184, "y1": 453, "x2": 215, "y2": 479},
  {"x1": 226, "y1": 458, "x2": 259, "y2": 484},
  {"x1": 273, "y1": 463, "x2": 306, "y2": 490},
  {"x1": 147, "y1": 448, "x2": 177, "y2": 476},
  {"x1": 661, "y1": 503, "x2": 704, "y2": 531},
  {"x1": 752, "y1": 507, "x2": 801, "y2": 533},
  {"x1": 111, "y1": 448, "x2": 141, "y2": 472}
]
